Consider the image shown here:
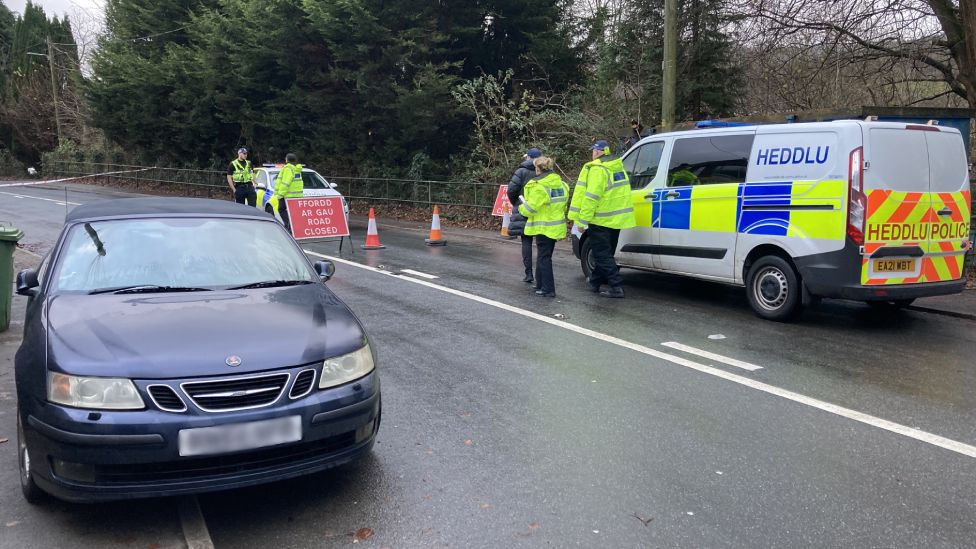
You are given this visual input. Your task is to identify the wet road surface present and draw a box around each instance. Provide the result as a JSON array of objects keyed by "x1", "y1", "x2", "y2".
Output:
[{"x1": 0, "y1": 183, "x2": 973, "y2": 548}]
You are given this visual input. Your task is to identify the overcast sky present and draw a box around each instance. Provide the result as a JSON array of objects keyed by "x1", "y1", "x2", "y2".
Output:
[{"x1": 5, "y1": 0, "x2": 103, "y2": 20}]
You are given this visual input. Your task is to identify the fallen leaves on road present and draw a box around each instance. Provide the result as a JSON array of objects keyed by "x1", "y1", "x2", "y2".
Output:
[
  {"x1": 0, "y1": 438, "x2": 8, "y2": 444},
  {"x1": 463, "y1": 439, "x2": 473, "y2": 446},
  {"x1": 480, "y1": 503, "x2": 492, "y2": 509},
  {"x1": 631, "y1": 513, "x2": 654, "y2": 526},
  {"x1": 6, "y1": 521, "x2": 19, "y2": 527},
  {"x1": 350, "y1": 527, "x2": 375, "y2": 543},
  {"x1": 148, "y1": 543, "x2": 160, "y2": 549},
  {"x1": 529, "y1": 522, "x2": 540, "y2": 530}
]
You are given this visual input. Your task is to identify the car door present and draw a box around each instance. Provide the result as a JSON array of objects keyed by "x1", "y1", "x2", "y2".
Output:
[
  {"x1": 255, "y1": 170, "x2": 270, "y2": 208},
  {"x1": 657, "y1": 132, "x2": 754, "y2": 280},
  {"x1": 616, "y1": 140, "x2": 666, "y2": 269}
]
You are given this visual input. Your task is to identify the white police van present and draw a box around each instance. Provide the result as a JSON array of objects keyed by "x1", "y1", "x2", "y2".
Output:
[{"x1": 573, "y1": 119, "x2": 972, "y2": 320}]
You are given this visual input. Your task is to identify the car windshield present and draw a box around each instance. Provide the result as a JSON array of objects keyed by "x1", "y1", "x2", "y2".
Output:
[
  {"x1": 302, "y1": 171, "x2": 330, "y2": 189},
  {"x1": 52, "y1": 217, "x2": 316, "y2": 293},
  {"x1": 267, "y1": 170, "x2": 330, "y2": 190}
]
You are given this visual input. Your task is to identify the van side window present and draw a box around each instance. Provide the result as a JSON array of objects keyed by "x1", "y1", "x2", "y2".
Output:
[
  {"x1": 667, "y1": 134, "x2": 755, "y2": 187},
  {"x1": 256, "y1": 171, "x2": 269, "y2": 188},
  {"x1": 624, "y1": 141, "x2": 665, "y2": 188}
]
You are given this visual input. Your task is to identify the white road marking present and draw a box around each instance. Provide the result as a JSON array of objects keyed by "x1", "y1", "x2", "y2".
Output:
[
  {"x1": 178, "y1": 496, "x2": 215, "y2": 549},
  {"x1": 400, "y1": 269, "x2": 439, "y2": 279},
  {"x1": 661, "y1": 342, "x2": 763, "y2": 371},
  {"x1": 0, "y1": 191, "x2": 80, "y2": 206},
  {"x1": 307, "y1": 249, "x2": 976, "y2": 460}
]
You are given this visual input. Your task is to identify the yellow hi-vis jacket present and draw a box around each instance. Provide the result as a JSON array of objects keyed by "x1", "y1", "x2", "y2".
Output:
[
  {"x1": 231, "y1": 159, "x2": 253, "y2": 183},
  {"x1": 571, "y1": 155, "x2": 635, "y2": 230},
  {"x1": 518, "y1": 171, "x2": 570, "y2": 240},
  {"x1": 274, "y1": 163, "x2": 304, "y2": 199}
]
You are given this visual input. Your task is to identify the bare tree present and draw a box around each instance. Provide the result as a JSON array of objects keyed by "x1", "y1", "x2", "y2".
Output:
[{"x1": 734, "y1": 0, "x2": 976, "y2": 110}]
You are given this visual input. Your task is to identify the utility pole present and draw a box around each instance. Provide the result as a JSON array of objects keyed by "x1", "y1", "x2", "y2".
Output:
[
  {"x1": 661, "y1": 0, "x2": 677, "y2": 131},
  {"x1": 47, "y1": 36, "x2": 62, "y2": 146}
]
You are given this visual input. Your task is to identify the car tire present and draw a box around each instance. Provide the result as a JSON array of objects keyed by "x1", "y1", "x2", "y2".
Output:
[
  {"x1": 746, "y1": 255, "x2": 803, "y2": 321},
  {"x1": 18, "y1": 409, "x2": 46, "y2": 504},
  {"x1": 580, "y1": 237, "x2": 595, "y2": 278}
]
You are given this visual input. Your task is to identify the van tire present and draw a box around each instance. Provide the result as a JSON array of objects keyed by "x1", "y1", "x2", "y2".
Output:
[
  {"x1": 580, "y1": 237, "x2": 595, "y2": 278},
  {"x1": 746, "y1": 256, "x2": 802, "y2": 321}
]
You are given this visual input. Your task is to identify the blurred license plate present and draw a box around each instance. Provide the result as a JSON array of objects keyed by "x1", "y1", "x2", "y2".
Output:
[
  {"x1": 179, "y1": 416, "x2": 301, "y2": 457},
  {"x1": 874, "y1": 259, "x2": 915, "y2": 273}
]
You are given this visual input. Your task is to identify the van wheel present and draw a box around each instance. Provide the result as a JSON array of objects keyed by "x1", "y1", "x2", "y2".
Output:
[
  {"x1": 746, "y1": 256, "x2": 802, "y2": 321},
  {"x1": 580, "y1": 237, "x2": 595, "y2": 278},
  {"x1": 18, "y1": 410, "x2": 46, "y2": 504}
]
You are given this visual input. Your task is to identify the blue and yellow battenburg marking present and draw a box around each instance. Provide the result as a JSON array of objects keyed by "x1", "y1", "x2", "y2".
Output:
[{"x1": 637, "y1": 180, "x2": 847, "y2": 239}]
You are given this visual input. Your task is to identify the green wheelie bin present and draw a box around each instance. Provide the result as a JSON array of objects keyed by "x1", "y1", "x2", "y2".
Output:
[{"x1": 0, "y1": 225, "x2": 24, "y2": 332}]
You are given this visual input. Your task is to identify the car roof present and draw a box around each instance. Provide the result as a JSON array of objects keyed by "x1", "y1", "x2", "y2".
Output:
[{"x1": 66, "y1": 197, "x2": 272, "y2": 223}]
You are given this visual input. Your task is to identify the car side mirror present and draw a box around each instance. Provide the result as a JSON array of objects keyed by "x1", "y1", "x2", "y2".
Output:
[
  {"x1": 313, "y1": 260, "x2": 335, "y2": 282},
  {"x1": 16, "y1": 269, "x2": 39, "y2": 296}
]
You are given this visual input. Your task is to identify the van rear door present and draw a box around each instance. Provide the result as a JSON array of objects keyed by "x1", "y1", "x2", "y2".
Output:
[
  {"x1": 862, "y1": 125, "x2": 971, "y2": 285},
  {"x1": 924, "y1": 129, "x2": 971, "y2": 282}
]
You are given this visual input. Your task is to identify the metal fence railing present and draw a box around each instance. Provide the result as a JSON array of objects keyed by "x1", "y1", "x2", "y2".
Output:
[{"x1": 46, "y1": 161, "x2": 499, "y2": 209}]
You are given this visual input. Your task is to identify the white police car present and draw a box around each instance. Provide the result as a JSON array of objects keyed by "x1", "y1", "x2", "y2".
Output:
[{"x1": 254, "y1": 164, "x2": 349, "y2": 222}]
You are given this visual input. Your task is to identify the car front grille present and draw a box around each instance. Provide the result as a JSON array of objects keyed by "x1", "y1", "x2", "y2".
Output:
[
  {"x1": 290, "y1": 369, "x2": 316, "y2": 399},
  {"x1": 182, "y1": 373, "x2": 290, "y2": 412}
]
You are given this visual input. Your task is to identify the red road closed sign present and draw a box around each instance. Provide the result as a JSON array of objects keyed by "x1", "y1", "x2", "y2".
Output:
[
  {"x1": 492, "y1": 185, "x2": 513, "y2": 217},
  {"x1": 285, "y1": 197, "x2": 350, "y2": 240}
]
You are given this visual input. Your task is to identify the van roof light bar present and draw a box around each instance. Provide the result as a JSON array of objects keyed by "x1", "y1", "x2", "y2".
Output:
[
  {"x1": 926, "y1": 119, "x2": 939, "y2": 125},
  {"x1": 864, "y1": 115, "x2": 879, "y2": 122},
  {"x1": 695, "y1": 120, "x2": 755, "y2": 128}
]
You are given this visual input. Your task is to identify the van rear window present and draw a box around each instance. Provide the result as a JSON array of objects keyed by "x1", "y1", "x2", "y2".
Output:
[
  {"x1": 925, "y1": 131, "x2": 968, "y2": 193},
  {"x1": 867, "y1": 128, "x2": 928, "y2": 191}
]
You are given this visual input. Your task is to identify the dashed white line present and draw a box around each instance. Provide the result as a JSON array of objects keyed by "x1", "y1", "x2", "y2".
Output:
[
  {"x1": 307, "y1": 249, "x2": 976, "y2": 460},
  {"x1": 400, "y1": 269, "x2": 439, "y2": 279},
  {"x1": 662, "y1": 342, "x2": 763, "y2": 371}
]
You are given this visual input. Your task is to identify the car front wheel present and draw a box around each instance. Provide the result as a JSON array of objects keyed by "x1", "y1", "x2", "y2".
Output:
[{"x1": 18, "y1": 409, "x2": 46, "y2": 504}]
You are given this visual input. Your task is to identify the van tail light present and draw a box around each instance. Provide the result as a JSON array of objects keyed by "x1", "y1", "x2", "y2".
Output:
[{"x1": 847, "y1": 147, "x2": 866, "y2": 246}]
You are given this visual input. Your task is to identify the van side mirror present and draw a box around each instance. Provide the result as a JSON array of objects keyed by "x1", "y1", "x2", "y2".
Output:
[
  {"x1": 313, "y1": 260, "x2": 335, "y2": 282},
  {"x1": 16, "y1": 269, "x2": 39, "y2": 296}
]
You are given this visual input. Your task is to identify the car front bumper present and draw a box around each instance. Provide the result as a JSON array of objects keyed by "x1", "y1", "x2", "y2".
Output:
[{"x1": 22, "y1": 371, "x2": 379, "y2": 502}]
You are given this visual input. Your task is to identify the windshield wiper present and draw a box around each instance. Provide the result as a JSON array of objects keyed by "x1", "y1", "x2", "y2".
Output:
[
  {"x1": 227, "y1": 280, "x2": 315, "y2": 290},
  {"x1": 88, "y1": 285, "x2": 214, "y2": 295}
]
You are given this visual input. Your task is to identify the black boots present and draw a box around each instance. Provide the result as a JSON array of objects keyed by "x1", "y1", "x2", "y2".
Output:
[
  {"x1": 599, "y1": 286, "x2": 624, "y2": 299},
  {"x1": 585, "y1": 277, "x2": 601, "y2": 293}
]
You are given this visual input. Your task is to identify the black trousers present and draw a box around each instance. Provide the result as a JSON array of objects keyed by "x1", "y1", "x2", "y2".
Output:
[
  {"x1": 534, "y1": 235, "x2": 556, "y2": 293},
  {"x1": 234, "y1": 184, "x2": 256, "y2": 206},
  {"x1": 521, "y1": 234, "x2": 534, "y2": 277},
  {"x1": 587, "y1": 224, "x2": 622, "y2": 287},
  {"x1": 279, "y1": 198, "x2": 292, "y2": 232}
]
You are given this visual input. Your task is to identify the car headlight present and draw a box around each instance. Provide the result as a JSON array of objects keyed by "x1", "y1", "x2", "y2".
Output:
[
  {"x1": 48, "y1": 372, "x2": 145, "y2": 410},
  {"x1": 319, "y1": 345, "x2": 374, "y2": 389}
]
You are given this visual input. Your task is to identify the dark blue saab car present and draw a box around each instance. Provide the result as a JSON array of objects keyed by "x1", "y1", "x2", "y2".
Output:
[{"x1": 14, "y1": 198, "x2": 380, "y2": 503}]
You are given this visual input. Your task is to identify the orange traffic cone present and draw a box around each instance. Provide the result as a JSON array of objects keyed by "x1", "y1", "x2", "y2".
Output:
[
  {"x1": 361, "y1": 208, "x2": 386, "y2": 249},
  {"x1": 500, "y1": 205, "x2": 515, "y2": 239},
  {"x1": 425, "y1": 205, "x2": 447, "y2": 246}
]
